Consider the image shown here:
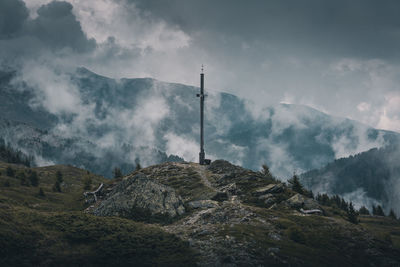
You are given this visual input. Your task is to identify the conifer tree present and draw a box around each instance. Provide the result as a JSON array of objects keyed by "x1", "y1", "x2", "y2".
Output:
[
  {"x1": 113, "y1": 167, "x2": 123, "y2": 179},
  {"x1": 358, "y1": 206, "x2": 370, "y2": 215},
  {"x1": 389, "y1": 209, "x2": 397, "y2": 220},
  {"x1": 347, "y1": 202, "x2": 358, "y2": 224},
  {"x1": 261, "y1": 164, "x2": 272, "y2": 177},
  {"x1": 373, "y1": 205, "x2": 385, "y2": 216},
  {"x1": 288, "y1": 173, "x2": 304, "y2": 194},
  {"x1": 53, "y1": 170, "x2": 63, "y2": 192},
  {"x1": 29, "y1": 171, "x2": 39, "y2": 187},
  {"x1": 56, "y1": 171, "x2": 63, "y2": 183},
  {"x1": 136, "y1": 162, "x2": 142, "y2": 171}
]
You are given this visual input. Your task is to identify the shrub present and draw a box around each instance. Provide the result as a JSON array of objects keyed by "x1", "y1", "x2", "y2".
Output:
[
  {"x1": 288, "y1": 173, "x2": 304, "y2": 194},
  {"x1": 17, "y1": 172, "x2": 29, "y2": 186},
  {"x1": 389, "y1": 209, "x2": 397, "y2": 220},
  {"x1": 6, "y1": 167, "x2": 15, "y2": 177},
  {"x1": 372, "y1": 205, "x2": 385, "y2": 216},
  {"x1": 347, "y1": 202, "x2": 358, "y2": 224},
  {"x1": 287, "y1": 226, "x2": 306, "y2": 244},
  {"x1": 261, "y1": 164, "x2": 272, "y2": 177},
  {"x1": 3, "y1": 180, "x2": 10, "y2": 187},
  {"x1": 359, "y1": 206, "x2": 370, "y2": 215},
  {"x1": 56, "y1": 171, "x2": 63, "y2": 183},
  {"x1": 29, "y1": 171, "x2": 39, "y2": 187},
  {"x1": 83, "y1": 176, "x2": 92, "y2": 190},
  {"x1": 38, "y1": 188, "x2": 45, "y2": 197}
]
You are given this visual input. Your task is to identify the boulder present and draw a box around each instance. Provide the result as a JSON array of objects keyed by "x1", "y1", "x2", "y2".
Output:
[
  {"x1": 93, "y1": 174, "x2": 185, "y2": 220},
  {"x1": 258, "y1": 193, "x2": 276, "y2": 206},
  {"x1": 286, "y1": 193, "x2": 321, "y2": 210},
  {"x1": 188, "y1": 200, "x2": 219, "y2": 209},
  {"x1": 253, "y1": 183, "x2": 285, "y2": 196}
]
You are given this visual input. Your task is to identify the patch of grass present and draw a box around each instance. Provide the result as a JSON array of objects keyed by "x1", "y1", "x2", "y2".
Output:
[{"x1": 0, "y1": 207, "x2": 197, "y2": 267}]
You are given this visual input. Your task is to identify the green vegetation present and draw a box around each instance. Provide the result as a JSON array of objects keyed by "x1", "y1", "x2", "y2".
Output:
[
  {"x1": 38, "y1": 187, "x2": 45, "y2": 197},
  {"x1": 0, "y1": 162, "x2": 196, "y2": 266},
  {"x1": 0, "y1": 138, "x2": 32, "y2": 167},
  {"x1": 301, "y1": 144, "x2": 400, "y2": 213},
  {"x1": 53, "y1": 170, "x2": 64, "y2": 192},
  {"x1": 359, "y1": 206, "x2": 370, "y2": 215},
  {"x1": 288, "y1": 173, "x2": 304, "y2": 194},
  {"x1": 347, "y1": 202, "x2": 358, "y2": 224},
  {"x1": 389, "y1": 209, "x2": 397, "y2": 220},
  {"x1": 373, "y1": 205, "x2": 385, "y2": 216},
  {"x1": 28, "y1": 171, "x2": 39, "y2": 186},
  {"x1": 0, "y1": 209, "x2": 196, "y2": 267},
  {"x1": 1, "y1": 160, "x2": 400, "y2": 266},
  {"x1": 83, "y1": 175, "x2": 92, "y2": 190},
  {"x1": 113, "y1": 167, "x2": 123, "y2": 179},
  {"x1": 6, "y1": 166, "x2": 14, "y2": 177},
  {"x1": 261, "y1": 164, "x2": 272, "y2": 178},
  {"x1": 135, "y1": 162, "x2": 142, "y2": 171}
]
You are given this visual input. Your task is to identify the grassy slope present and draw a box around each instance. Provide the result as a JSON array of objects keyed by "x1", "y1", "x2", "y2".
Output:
[
  {"x1": 1, "y1": 161, "x2": 400, "y2": 266},
  {"x1": 0, "y1": 162, "x2": 197, "y2": 267}
]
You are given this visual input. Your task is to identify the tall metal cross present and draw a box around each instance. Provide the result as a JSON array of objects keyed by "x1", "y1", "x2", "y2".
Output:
[{"x1": 196, "y1": 65, "x2": 209, "y2": 165}]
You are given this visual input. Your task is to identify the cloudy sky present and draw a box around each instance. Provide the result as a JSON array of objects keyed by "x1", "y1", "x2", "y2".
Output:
[{"x1": 1, "y1": 0, "x2": 400, "y2": 132}]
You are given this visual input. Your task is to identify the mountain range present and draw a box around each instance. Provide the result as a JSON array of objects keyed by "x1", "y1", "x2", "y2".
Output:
[{"x1": 1, "y1": 67, "x2": 398, "y2": 180}]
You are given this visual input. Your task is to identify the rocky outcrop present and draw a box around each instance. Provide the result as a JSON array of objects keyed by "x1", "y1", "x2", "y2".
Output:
[
  {"x1": 253, "y1": 183, "x2": 285, "y2": 196},
  {"x1": 286, "y1": 193, "x2": 321, "y2": 210},
  {"x1": 188, "y1": 200, "x2": 219, "y2": 209},
  {"x1": 93, "y1": 173, "x2": 185, "y2": 221}
]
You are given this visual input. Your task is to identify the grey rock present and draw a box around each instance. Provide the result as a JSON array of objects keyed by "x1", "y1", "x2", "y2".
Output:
[
  {"x1": 189, "y1": 200, "x2": 219, "y2": 209},
  {"x1": 253, "y1": 183, "x2": 285, "y2": 196},
  {"x1": 93, "y1": 173, "x2": 185, "y2": 219},
  {"x1": 286, "y1": 193, "x2": 321, "y2": 210}
]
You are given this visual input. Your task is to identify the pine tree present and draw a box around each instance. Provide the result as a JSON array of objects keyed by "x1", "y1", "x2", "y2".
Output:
[
  {"x1": 261, "y1": 164, "x2": 272, "y2": 178},
  {"x1": 347, "y1": 202, "x2": 358, "y2": 224},
  {"x1": 53, "y1": 180, "x2": 61, "y2": 192},
  {"x1": 358, "y1": 206, "x2": 370, "y2": 215},
  {"x1": 135, "y1": 162, "x2": 142, "y2": 171},
  {"x1": 288, "y1": 173, "x2": 304, "y2": 194},
  {"x1": 56, "y1": 171, "x2": 63, "y2": 183},
  {"x1": 29, "y1": 171, "x2": 39, "y2": 187},
  {"x1": 340, "y1": 198, "x2": 349, "y2": 211},
  {"x1": 113, "y1": 167, "x2": 123, "y2": 179},
  {"x1": 373, "y1": 205, "x2": 385, "y2": 216},
  {"x1": 389, "y1": 209, "x2": 397, "y2": 220},
  {"x1": 53, "y1": 170, "x2": 63, "y2": 192}
]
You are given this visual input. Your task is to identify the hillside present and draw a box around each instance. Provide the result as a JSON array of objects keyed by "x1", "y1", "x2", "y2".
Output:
[
  {"x1": 1, "y1": 160, "x2": 400, "y2": 266},
  {"x1": 300, "y1": 144, "x2": 400, "y2": 215},
  {"x1": 1, "y1": 67, "x2": 399, "y2": 178}
]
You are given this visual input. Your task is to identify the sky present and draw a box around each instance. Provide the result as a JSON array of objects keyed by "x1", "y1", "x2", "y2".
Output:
[{"x1": 1, "y1": 0, "x2": 400, "y2": 132}]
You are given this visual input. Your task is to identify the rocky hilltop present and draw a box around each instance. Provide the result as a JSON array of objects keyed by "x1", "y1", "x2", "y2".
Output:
[{"x1": 83, "y1": 160, "x2": 400, "y2": 266}]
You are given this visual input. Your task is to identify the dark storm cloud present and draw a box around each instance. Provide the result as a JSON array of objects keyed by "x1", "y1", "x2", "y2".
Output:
[
  {"x1": 0, "y1": 0, "x2": 95, "y2": 59},
  {"x1": 132, "y1": 0, "x2": 400, "y2": 60},
  {"x1": 0, "y1": 0, "x2": 29, "y2": 39},
  {"x1": 29, "y1": 1, "x2": 95, "y2": 52}
]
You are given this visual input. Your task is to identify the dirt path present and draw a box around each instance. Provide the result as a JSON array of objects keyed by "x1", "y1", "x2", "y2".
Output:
[{"x1": 196, "y1": 165, "x2": 214, "y2": 189}]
